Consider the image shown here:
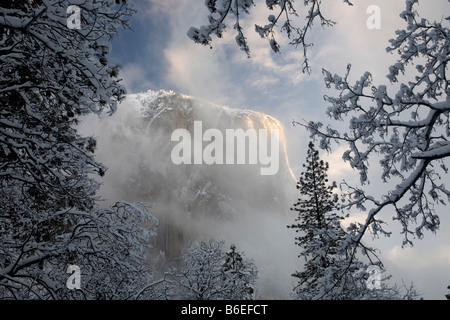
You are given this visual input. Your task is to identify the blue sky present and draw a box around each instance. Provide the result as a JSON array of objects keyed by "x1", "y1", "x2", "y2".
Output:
[{"x1": 105, "y1": 0, "x2": 450, "y2": 299}]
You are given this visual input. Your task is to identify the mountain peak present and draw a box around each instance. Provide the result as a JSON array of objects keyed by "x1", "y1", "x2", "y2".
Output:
[{"x1": 80, "y1": 89, "x2": 298, "y2": 298}]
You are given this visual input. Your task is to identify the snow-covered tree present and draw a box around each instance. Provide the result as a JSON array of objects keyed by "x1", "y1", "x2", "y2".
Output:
[
  {"x1": 178, "y1": 240, "x2": 257, "y2": 300},
  {"x1": 0, "y1": 0, "x2": 167, "y2": 299},
  {"x1": 289, "y1": 143, "x2": 422, "y2": 300},
  {"x1": 189, "y1": 0, "x2": 353, "y2": 72},
  {"x1": 288, "y1": 142, "x2": 366, "y2": 299},
  {"x1": 178, "y1": 240, "x2": 225, "y2": 300},
  {"x1": 296, "y1": 0, "x2": 450, "y2": 271},
  {"x1": 222, "y1": 244, "x2": 258, "y2": 300}
]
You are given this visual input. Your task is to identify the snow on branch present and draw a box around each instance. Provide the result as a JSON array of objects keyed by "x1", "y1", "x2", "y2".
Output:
[
  {"x1": 0, "y1": 0, "x2": 169, "y2": 300},
  {"x1": 297, "y1": 0, "x2": 449, "y2": 256},
  {"x1": 189, "y1": 0, "x2": 353, "y2": 73}
]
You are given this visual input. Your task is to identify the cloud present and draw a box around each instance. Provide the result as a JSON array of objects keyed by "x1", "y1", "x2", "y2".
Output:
[
  {"x1": 322, "y1": 145, "x2": 359, "y2": 184},
  {"x1": 158, "y1": 0, "x2": 314, "y2": 107},
  {"x1": 164, "y1": 42, "x2": 248, "y2": 106},
  {"x1": 119, "y1": 63, "x2": 159, "y2": 94},
  {"x1": 387, "y1": 244, "x2": 450, "y2": 270},
  {"x1": 107, "y1": 0, "x2": 450, "y2": 299},
  {"x1": 385, "y1": 239, "x2": 450, "y2": 299},
  {"x1": 133, "y1": 0, "x2": 196, "y2": 22}
]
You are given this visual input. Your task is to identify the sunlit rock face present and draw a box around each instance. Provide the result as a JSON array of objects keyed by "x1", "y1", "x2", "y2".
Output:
[{"x1": 80, "y1": 90, "x2": 299, "y2": 298}]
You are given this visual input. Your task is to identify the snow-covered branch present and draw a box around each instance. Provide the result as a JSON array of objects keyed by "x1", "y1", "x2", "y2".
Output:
[
  {"x1": 189, "y1": 0, "x2": 353, "y2": 72},
  {"x1": 177, "y1": 240, "x2": 257, "y2": 300},
  {"x1": 299, "y1": 0, "x2": 449, "y2": 271},
  {"x1": 0, "y1": 1, "x2": 169, "y2": 300}
]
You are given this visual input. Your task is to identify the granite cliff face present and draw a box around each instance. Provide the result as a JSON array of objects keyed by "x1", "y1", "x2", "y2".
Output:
[{"x1": 80, "y1": 90, "x2": 299, "y2": 297}]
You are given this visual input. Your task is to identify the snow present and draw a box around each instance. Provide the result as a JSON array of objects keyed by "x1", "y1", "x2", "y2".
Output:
[{"x1": 412, "y1": 141, "x2": 450, "y2": 160}]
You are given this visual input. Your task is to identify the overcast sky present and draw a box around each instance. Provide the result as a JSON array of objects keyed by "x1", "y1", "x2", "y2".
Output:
[{"x1": 106, "y1": 0, "x2": 450, "y2": 299}]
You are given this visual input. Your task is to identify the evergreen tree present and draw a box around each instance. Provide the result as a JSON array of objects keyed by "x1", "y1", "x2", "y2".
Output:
[
  {"x1": 222, "y1": 244, "x2": 257, "y2": 300},
  {"x1": 0, "y1": 0, "x2": 169, "y2": 299},
  {"x1": 288, "y1": 142, "x2": 364, "y2": 299},
  {"x1": 289, "y1": 142, "x2": 423, "y2": 300},
  {"x1": 178, "y1": 240, "x2": 257, "y2": 300}
]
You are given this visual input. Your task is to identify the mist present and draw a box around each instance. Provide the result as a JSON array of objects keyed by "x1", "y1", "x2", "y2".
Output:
[
  {"x1": 101, "y1": 0, "x2": 450, "y2": 300},
  {"x1": 78, "y1": 90, "x2": 301, "y2": 299}
]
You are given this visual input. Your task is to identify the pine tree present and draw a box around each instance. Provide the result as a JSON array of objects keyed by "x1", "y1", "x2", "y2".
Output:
[
  {"x1": 288, "y1": 142, "x2": 423, "y2": 300},
  {"x1": 222, "y1": 244, "x2": 258, "y2": 300},
  {"x1": 178, "y1": 240, "x2": 257, "y2": 300},
  {"x1": 288, "y1": 142, "x2": 359, "y2": 299},
  {"x1": 0, "y1": 0, "x2": 170, "y2": 299}
]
